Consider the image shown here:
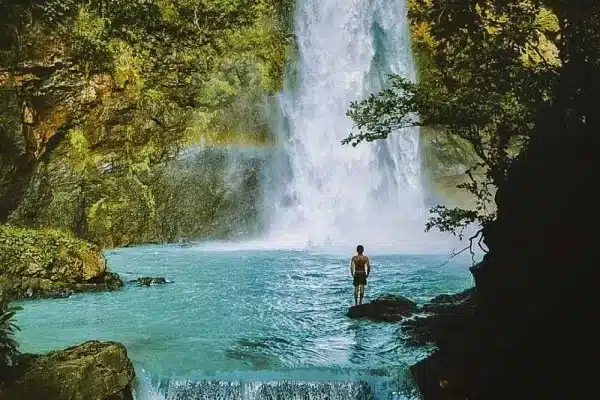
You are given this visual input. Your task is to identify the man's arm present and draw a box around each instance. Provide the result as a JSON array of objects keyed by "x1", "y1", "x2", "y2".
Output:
[
  {"x1": 366, "y1": 257, "x2": 371, "y2": 277},
  {"x1": 350, "y1": 257, "x2": 355, "y2": 277}
]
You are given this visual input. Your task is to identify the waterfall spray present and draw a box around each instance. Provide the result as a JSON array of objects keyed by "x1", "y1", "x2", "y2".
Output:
[{"x1": 261, "y1": 0, "x2": 454, "y2": 253}]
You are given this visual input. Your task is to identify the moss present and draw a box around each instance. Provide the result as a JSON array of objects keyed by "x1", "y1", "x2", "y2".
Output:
[
  {"x1": 84, "y1": 174, "x2": 157, "y2": 248},
  {"x1": 108, "y1": 39, "x2": 143, "y2": 94},
  {"x1": 36, "y1": 106, "x2": 70, "y2": 146},
  {"x1": 71, "y1": 6, "x2": 111, "y2": 72},
  {"x1": 0, "y1": 224, "x2": 121, "y2": 299},
  {"x1": 0, "y1": 84, "x2": 30, "y2": 221},
  {"x1": 2, "y1": 0, "x2": 293, "y2": 247},
  {"x1": 184, "y1": 1, "x2": 294, "y2": 147},
  {"x1": 67, "y1": 129, "x2": 89, "y2": 159},
  {"x1": 1, "y1": 341, "x2": 135, "y2": 400},
  {"x1": 0, "y1": 225, "x2": 94, "y2": 273}
]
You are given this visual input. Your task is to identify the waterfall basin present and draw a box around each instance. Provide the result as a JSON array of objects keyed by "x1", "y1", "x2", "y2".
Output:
[{"x1": 14, "y1": 244, "x2": 473, "y2": 399}]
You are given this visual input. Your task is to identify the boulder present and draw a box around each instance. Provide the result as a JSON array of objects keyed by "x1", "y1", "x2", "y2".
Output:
[
  {"x1": 0, "y1": 341, "x2": 135, "y2": 400},
  {"x1": 347, "y1": 294, "x2": 418, "y2": 322},
  {"x1": 134, "y1": 277, "x2": 168, "y2": 286},
  {"x1": 0, "y1": 225, "x2": 123, "y2": 300}
]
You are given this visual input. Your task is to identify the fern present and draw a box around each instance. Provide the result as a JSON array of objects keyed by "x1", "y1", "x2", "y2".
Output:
[{"x1": 0, "y1": 295, "x2": 22, "y2": 370}]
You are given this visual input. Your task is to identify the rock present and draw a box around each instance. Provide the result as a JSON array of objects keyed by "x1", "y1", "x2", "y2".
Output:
[
  {"x1": 427, "y1": 287, "x2": 476, "y2": 305},
  {"x1": 402, "y1": 287, "x2": 476, "y2": 347},
  {"x1": 0, "y1": 225, "x2": 123, "y2": 300},
  {"x1": 409, "y1": 349, "x2": 472, "y2": 400},
  {"x1": 402, "y1": 289, "x2": 478, "y2": 399},
  {"x1": 347, "y1": 294, "x2": 418, "y2": 322},
  {"x1": 135, "y1": 277, "x2": 168, "y2": 286},
  {"x1": 420, "y1": 287, "x2": 476, "y2": 313},
  {"x1": 0, "y1": 341, "x2": 135, "y2": 400}
]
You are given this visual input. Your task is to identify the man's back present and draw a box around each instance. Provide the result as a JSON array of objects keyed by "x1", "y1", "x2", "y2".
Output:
[{"x1": 352, "y1": 255, "x2": 369, "y2": 273}]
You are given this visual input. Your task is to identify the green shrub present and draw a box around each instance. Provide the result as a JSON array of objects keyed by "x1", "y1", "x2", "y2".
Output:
[{"x1": 0, "y1": 295, "x2": 21, "y2": 370}]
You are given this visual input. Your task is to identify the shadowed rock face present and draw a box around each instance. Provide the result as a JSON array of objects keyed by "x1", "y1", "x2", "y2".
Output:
[
  {"x1": 402, "y1": 288, "x2": 476, "y2": 348},
  {"x1": 405, "y1": 129, "x2": 600, "y2": 400},
  {"x1": 347, "y1": 294, "x2": 418, "y2": 322},
  {"x1": 0, "y1": 341, "x2": 135, "y2": 400},
  {"x1": 0, "y1": 225, "x2": 123, "y2": 299}
]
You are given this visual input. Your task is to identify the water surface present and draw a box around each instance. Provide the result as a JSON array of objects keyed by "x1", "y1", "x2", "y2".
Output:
[{"x1": 15, "y1": 245, "x2": 473, "y2": 399}]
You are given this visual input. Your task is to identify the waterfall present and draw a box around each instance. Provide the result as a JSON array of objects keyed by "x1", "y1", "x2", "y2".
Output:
[
  {"x1": 262, "y1": 0, "x2": 450, "y2": 253},
  {"x1": 132, "y1": 370, "x2": 418, "y2": 400},
  {"x1": 134, "y1": 379, "x2": 378, "y2": 400}
]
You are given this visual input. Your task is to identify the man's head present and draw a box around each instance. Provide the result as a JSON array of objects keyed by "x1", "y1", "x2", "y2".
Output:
[{"x1": 356, "y1": 245, "x2": 364, "y2": 254}]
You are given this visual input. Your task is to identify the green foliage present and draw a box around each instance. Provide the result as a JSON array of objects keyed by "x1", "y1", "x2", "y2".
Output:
[
  {"x1": 38, "y1": 0, "x2": 291, "y2": 93},
  {"x1": 344, "y1": 0, "x2": 562, "y2": 238},
  {"x1": 425, "y1": 163, "x2": 495, "y2": 239},
  {"x1": 0, "y1": 224, "x2": 93, "y2": 273},
  {"x1": 0, "y1": 295, "x2": 22, "y2": 369},
  {"x1": 1, "y1": 0, "x2": 292, "y2": 246},
  {"x1": 71, "y1": 7, "x2": 111, "y2": 72}
]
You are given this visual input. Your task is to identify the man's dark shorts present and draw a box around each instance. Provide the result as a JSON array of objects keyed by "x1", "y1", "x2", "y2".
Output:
[{"x1": 353, "y1": 272, "x2": 367, "y2": 287}]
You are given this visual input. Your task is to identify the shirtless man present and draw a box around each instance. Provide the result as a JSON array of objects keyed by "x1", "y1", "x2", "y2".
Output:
[{"x1": 350, "y1": 245, "x2": 370, "y2": 306}]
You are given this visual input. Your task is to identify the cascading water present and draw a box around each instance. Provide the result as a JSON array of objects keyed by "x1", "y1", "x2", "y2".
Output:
[
  {"x1": 263, "y1": 0, "x2": 450, "y2": 253},
  {"x1": 133, "y1": 373, "x2": 392, "y2": 400}
]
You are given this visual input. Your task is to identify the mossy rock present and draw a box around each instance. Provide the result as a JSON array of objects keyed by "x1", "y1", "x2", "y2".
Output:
[
  {"x1": 0, "y1": 341, "x2": 135, "y2": 400},
  {"x1": 0, "y1": 225, "x2": 123, "y2": 299}
]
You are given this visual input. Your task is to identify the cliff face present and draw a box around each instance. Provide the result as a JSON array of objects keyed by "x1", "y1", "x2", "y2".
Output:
[
  {"x1": 403, "y1": 2, "x2": 600, "y2": 398},
  {"x1": 0, "y1": 0, "x2": 293, "y2": 247},
  {"x1": 463, "y1": 129, "x2": 599, "y2": 399}
]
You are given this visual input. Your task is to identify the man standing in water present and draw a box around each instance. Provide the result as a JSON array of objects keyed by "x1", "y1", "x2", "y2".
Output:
[{"x1": 350, "y1": 245, "x2": 370, "y2": 306}]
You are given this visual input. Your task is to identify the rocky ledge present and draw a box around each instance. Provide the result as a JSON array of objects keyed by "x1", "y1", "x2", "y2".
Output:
[
  {"x1": 347, "y1": 294, "x2": 418, "y2": 322},
  {"x1": 0, "y1": 225, "x2": 123, "y2": 300},
  {"x1": 401, "y1": 288, "x2": 477, "y2": 399},
  {"x1": 0, "y1": 341, "x2": 136, "y2": 400},
  {"x1": 401, "y1": 287, "x2": 476, "y2": 347}
]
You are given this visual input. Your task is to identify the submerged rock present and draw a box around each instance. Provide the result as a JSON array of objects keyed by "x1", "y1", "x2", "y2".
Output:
[
  {"x1": 134, "y1": 277, "x2": 169, "y2": 286},
  {"x1": 0, "y1": 340, "x2": 135, "y2": 400},
  {"x1": 347, "y1": 294, "x2": 418, "y2": 322},
  {"x1": 0, "y1": 226, "x2": 123, "y2": 300}
]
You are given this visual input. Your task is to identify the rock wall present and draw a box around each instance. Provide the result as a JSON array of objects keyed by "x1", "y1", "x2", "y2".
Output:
[{"x1": 0, "y1": 0, "x2": 294, "y2": 247}]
